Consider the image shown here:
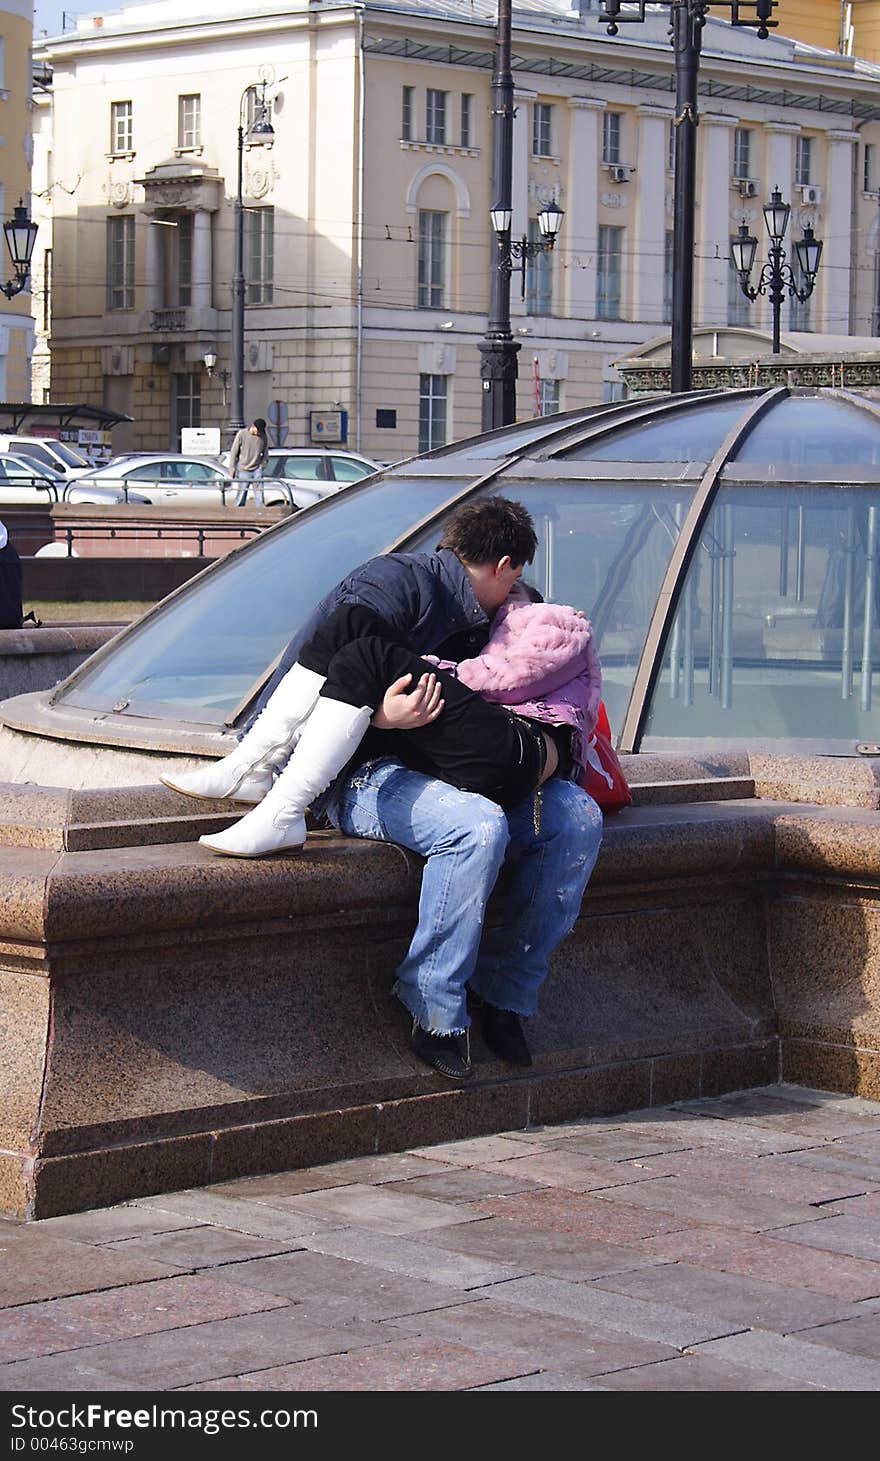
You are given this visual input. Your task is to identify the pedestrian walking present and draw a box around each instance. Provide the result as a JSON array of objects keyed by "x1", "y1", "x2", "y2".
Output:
[{"x1": 228, "y1": 418, "x2": 269, "y2": 506}]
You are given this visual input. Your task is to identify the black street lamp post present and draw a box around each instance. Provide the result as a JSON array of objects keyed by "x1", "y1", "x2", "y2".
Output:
[
  {"x1": 479, "y1": 2, "x2": 563, "y2": 431},
  {"x1": 598, "y1": 2, "x2": 777, "y2": 393},
  {"x1": 229, "y1": 83, "x2": 274, "y2": 434},
  {"x1": 1, "y1": 200, "x2": 38, "y2": 300},
  {"x1": 731, "y1": 188, "x2": 823, "y2": 353}
]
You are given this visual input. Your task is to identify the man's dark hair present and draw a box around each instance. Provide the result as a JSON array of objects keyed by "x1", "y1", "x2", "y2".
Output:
[
  {"x1": 253, "y1": 418, "x2": 267, "y2": 433},
  {"x1": 437, "y1": 497, "x2": 537, "y2": 567}
]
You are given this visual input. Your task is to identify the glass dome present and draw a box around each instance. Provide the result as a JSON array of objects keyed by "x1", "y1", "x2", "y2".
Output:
[{"x1": 23, "y1": 385, "x2": 880, "y2": 757}]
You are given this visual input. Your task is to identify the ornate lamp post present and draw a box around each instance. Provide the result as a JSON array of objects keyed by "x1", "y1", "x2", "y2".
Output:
[
  {"x1": 1, "y1": 200, "x2": 38, "y2": 300},
  {"x1": 490, "y1": 199, "x2": 565, "y2": 300},
  {"x1": 598, "y1": 2, "x2": 777, "y2": 392},
  {"x1": 229, "y1": 83, "x2": 274, "y2": 434},
  {"x1": 731, "y1": 188, "x2": 823, "y2": 353}
]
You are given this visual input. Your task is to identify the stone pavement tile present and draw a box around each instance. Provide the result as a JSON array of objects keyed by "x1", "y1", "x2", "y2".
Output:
[
  {"x1": 640, "y1": 1225, "x2": 880, "y2": 1302},
  {"x1": 767, "y1": 1145, "x2": 880, "y2": 1185},
  {"x1": 480, "y1": 1273, "x2": 745, "y2": 1350},
  {"x1": 617, "y1": 1149, "x2": 871, "y2": 1207},
  {"x1": 128, "y1": 1190, "x2": 341, "y2": 1240},
  {"x1": 409, "y1": 1135, "x2": 548, "y2": 1165},
  {"x1": 103, "y1": 1227, "x2": 311, "y2": 1271},
  {"x1": 558, "y1": 1117, "x2": 818, "y2": 1160},
  {"x1": 30, "y1": 1207, "x2": 205, "y2": 1245},
  {"x1": 795, "y1": 1312, "x2": 880, "y2": 1359},
  {"x1": 419, "y1": 1215, "x2": 666, "y2": 1283},
  {"x1": 0, "y1": 1274, "x2": 290, "y2": 1364},
  {"x1": 381, "y1": 1295, "x2": 678, "y2": 1378},
  {"x1": 381, "y1": 1168, "x2": 547, "y2": 1203},
  {"x1": 824, "y1": 1192, "x2": 880, "y2": 1219},
  {"x1": 690, "y1": 1330, "x2": 880, "y2": 1390},
  {"x1": 275, "y1": 1183, "x2": 485, "y2": 1236},
  {"x1": 472, "y1": 1189, "x2": 699, "y2": 1243},
  {"x1": 180, "y1": 1337, "x2": 530, "y2": 1392},
  {"x1": 536, "y1": 1126, "x2": 696, "y2": 1163},
  {"x1": 0, "y1": 1308, "x2": 394, "y2": 1393},
  {"x1": 475, "y1": 1150, "x2": 663, "y2": 1194},
  {"x1": 0, "y1": 1229, "x2": 181, "y2": 1308},
  {"x1": 777, "y1": 1215, "x2": 880, "y2": 1264},
  {"x1": 298, "y1": 1226, "x2": 528, "y2": 1289},
  {"x1": 593, "y1": 1260, "x2": 856, "y2": 1334},
  {"x1": 597, "y1": 1355, "x2": 822, "y2": 1391},
  {"x1": 206, "y1": 1249, "x2": 488, "y2": 1321},
  {"x1": 208, "y1": 1154, "x2": 458, "y2": 1200},
  {"x1": 586, "y1": 1176, "x2": 838, "y2": 1233},
  {"x1": 770, "y1": 1085, "x2": 880, "y2": 1117},
  {"x1": 474, "y1": 1372, "x2": 609, "y2": 1391},
  {"x1": 829, "y1": 1132, "x2": 880, "y2": 1162},
  {"x1": 681, "y1": 1091, "x2": 880, "y2": 1141}
]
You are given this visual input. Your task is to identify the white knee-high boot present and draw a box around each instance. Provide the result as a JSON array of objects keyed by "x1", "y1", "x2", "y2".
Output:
[
  {"x1": 198, "y1": 696, "x2": 373, "y2": 857},
  {"x1": 160, "y1": 663, "x2": 326, "y2": 802}
]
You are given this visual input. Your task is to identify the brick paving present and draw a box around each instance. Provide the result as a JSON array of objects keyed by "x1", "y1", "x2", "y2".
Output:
[{"x1": 2, "y1": 1084, "x2": 880, "y2": 1392}]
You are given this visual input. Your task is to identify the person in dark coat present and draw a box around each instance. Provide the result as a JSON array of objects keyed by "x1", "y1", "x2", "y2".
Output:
[{"x1": 0, "y1": 520, "x2": 23, "y2": 630}]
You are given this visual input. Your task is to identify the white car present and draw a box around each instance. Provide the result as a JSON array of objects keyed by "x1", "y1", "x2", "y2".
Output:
[
  {"x1": 0, "y1": 452, "x2": 152, "y2": 507},
  {"x1": 262, "y1": 448, "x2": 380, "y2": 508},
  {"x1": 0, "y1": 436, "x2": 94, "y2": 482},
  {"x1": 72, "y1": 455, "x2": 241, "y2": 507}
]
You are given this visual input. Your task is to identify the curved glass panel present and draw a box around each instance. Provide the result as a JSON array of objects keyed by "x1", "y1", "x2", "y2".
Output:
[
  {"x1": 562, "y1": 398, "x2": 751, "y2": 463},
  {"x1": 58, "y1": 476, "x2": 466, "y2": 722},
  {"x1": 402, "y1": 481, "x2": 694, "y2": 734},
  {"x1": 733, "y1": 397, "x2": 880, "y2": 466},
  {"x1": 428, "y1": 404, "x2": 615, "y2": 461},
  {"x1": 642, "y1": 484, "x2": 880, "y2": 748}
]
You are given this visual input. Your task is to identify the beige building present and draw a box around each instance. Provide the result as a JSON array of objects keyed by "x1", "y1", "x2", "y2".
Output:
[
  {"x1": 32, "y1": 0, "x2": 880, "y2": 459},
  {"x1": 776, "y1": 1, "x2": 880, "y2": 62},
  {"x1": 0, "y1": 0, "x2": 35, "y2": 400}
]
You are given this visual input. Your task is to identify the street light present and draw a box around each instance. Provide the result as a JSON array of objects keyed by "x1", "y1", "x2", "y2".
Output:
[
  {"x1": 229, "y1": 82, "x2": 274, "y2": 434},
  {"x1": 1, "y1": 200, "x2": 38, "y2": 300},
  {"x1": 598, "y1": 2, "x2": 778, "y2": 393},
  {"x1": 731, "y1": 187, "x2": 823, "y2": 353},
  {"x1": 490, "y1": 199, "x2": 565, "y2": 300},
  {"x1": 203, "y1": 348, "x2": 230, "y2": 407},
  {"x1": 480, "y1": 3, "x2": 564, "y2": 430}
]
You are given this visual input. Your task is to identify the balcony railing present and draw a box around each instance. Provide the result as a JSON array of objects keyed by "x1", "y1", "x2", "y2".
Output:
[{"x1": 150, "y1": 308, "x2": 188, "y2": 332}]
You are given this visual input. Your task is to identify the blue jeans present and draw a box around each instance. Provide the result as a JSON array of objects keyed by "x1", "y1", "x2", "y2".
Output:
[{"x1": 326, "y1": 757, "x2": 603, "y2": 1035}]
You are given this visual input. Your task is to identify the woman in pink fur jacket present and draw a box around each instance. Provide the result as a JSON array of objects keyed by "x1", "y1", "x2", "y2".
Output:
[{"x1": 199, "y1": 593, "x2": 602, "y2": 859}]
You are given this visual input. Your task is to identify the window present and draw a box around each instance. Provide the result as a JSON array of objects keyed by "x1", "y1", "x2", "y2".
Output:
[
  {"x1": 173, "y1": 372, "x2": 201, "y2": 449},
  {"x1": 537, "y1": 378, "x2": 560, "y2": 416},
  {"x1": 663, "y1": 230, "x2": 673, "y2": 323},
  {"x1": 460, "y1": 94, "x2": 472, "y2": 148},
  {"x1": 668, "y1": 118, "x2": 675, "y2": 173},
  {"x1": 402, "y1": 86, "x2": 414, "y2": 141},
  {"x1": 176, "y1": 213, "x2": 193, "y2": 307},
  {"x1": 602, "y1": 111, "x2": 621, "y2": 165},
  {"x1": 42, "y1": 247, "x2": 52, "y2": 333},
  {"x1": 733, "y1": 127, "x2": 751, "y2": 181},
  {"x1": 865, "y1": 143, "x2": 876, "y2": 194},
  {"x1": 110, "y1": 101, "x2": 133, "y2": 154},
  {"x1": 596, "y1": 225, "x2": 623, "y2": 320},
  {"x1": 728, "y1": 240, "x2": 751, "y2": 326},
  {"x1": 418, "y1": 374, "x2": 447, "y2": 452},
  {"x1": 106, "y1": 215, "x2": 135, "y2": 310},
  {"x1": 795, "y1": 135, "x2": 812, "y2": 186},
  {"x1": 526, "y1": 219, "x2": 552, "y2": 315},
  {"x1": 533, "y1": 103, "x2": 553, "y2": 158},
  {"x1": 156, "y1": 212, "x2": 193, "y2": 308},
  {"x1": 177, "y1": 94, "x2": 201, "y2": 150},
  {"x1": 417, "y1": 209, "x2": 446, "y2": 308},
  {"x1": 245, "y1": 207, "x2": 274, "y2": 304},
  {"x1": 426, "y1": 90, "x2": 447, "y2": 145}
]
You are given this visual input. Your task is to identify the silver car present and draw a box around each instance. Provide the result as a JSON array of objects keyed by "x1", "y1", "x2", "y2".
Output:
[
  {"x1": 0, "y1": 453, "x2": 152, "y2": 507},
  {"x1": 72, "y1": 455, "x2": 243, "y2": 507},
  {"x1": 262, "y1": 448, "x2": 380, "y2": 508}
]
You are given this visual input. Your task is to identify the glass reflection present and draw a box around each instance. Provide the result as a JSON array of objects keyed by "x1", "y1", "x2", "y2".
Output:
[
  {"x1": 734, "y1": 397, "x2": 880, "y2": 466},
  {"x1": 643, "y1": 486, "x2": 880, "y2": 748},
  {"x1": 562, "y1": 398, "x2": 751, "y2": 463},
  {"x1": 402, "y1": 483, "x2": 693, "y2": 734},
  {"x1": 59, "y1": 477, "x2": 467, "y2": 722}
]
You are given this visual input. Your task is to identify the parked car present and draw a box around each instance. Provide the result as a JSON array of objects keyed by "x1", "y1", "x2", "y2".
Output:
[
  {"x1": 262, "y1": 448, "x2": 380, "y2": 507},
  {"x1": 71, "y1": 455, "x2": 243, "y2": 507},
  {"x1": 0, "y1": 436, "x2": 94, "y2": 482},
  {"x1": 0, "y1": 452, "x2": 151, "y2": 508}
]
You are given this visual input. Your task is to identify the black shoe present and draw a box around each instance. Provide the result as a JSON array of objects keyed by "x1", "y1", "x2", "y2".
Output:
[
  {"x1": 480, "y1": 1004, "x2": 533, "y2": 1067},
  {"x1": 411, "y1": 1021, "x2": 473, "y2": 1082}
]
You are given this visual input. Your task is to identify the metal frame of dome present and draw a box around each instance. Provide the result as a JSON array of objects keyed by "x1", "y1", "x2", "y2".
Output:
[{"x1": 3, "y1": 384, "x2": 879, "y2": 763}]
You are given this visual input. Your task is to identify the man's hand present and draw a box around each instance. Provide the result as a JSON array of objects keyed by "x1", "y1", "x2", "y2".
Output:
[{"x1": 371, "y1": 671, "x2": 444, "y2": 731}]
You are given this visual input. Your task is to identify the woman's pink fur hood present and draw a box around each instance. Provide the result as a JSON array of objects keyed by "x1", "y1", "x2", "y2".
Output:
[{"x1": 455, "y1": 599, "x2": 596, "y2": 702}]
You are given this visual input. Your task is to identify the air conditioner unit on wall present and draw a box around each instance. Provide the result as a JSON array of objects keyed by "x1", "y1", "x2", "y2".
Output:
[
  {"x1": 606, "y1": 163, "x2": 633, "y2": 183},
  {"x1": 799, "y1": 184, "x2": 822, "y2": 205},
  {"x1": 737, "y1": 179, "x2": 759, "y2": 198}
]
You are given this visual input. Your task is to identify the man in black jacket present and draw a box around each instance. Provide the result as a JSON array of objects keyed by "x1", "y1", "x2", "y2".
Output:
[{"x1": 0, "y1": 521, "x2": 22, "y2": 630}]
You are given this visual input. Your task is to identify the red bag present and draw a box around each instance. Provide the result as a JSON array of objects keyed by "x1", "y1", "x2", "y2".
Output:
[{"x1": 578, "y1": 702, "x2": 632, "y2": 814}]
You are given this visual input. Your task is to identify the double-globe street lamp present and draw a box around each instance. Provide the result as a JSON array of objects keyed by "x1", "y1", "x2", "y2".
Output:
[
  {"x1": 1, "y1": 200, "x2": 38, "y2": 301},
  {"x1": 229, "y1": 82, "x2": 274, "y2": 434},
  {"x1": 598, "y1": 1, "x2": 778, "y2": 393},
  {"x1": 480, "y1": 0, "x2": 564, "y2": 431},
  {"x1": 731, "y1": 188, "x2": 823, "y2": 354}
]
